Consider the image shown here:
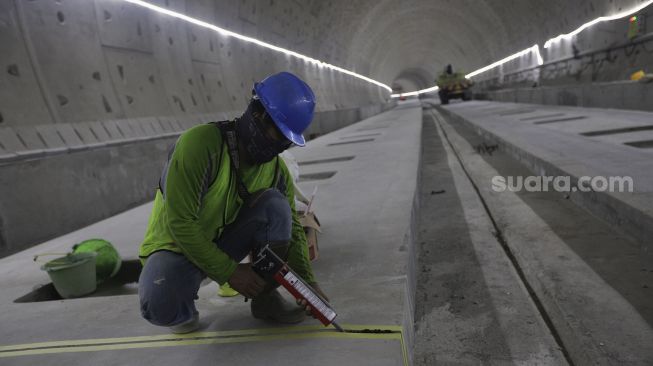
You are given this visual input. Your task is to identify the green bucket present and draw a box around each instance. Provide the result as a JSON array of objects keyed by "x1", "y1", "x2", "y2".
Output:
[
  {"x1": 72, "y1": 239, "x2": 121, "y2": 284},
  {"x1": 40, "y1": 252, "x2": 98, "y2": 299}
]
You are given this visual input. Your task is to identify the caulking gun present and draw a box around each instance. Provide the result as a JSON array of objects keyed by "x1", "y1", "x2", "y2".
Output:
[{"x1": 252, "y1": 245, "x2": 344, "y2": 332}]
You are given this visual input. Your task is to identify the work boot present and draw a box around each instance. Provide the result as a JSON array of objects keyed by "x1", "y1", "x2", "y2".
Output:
[
  {"x1": 251, "y1": 289, "x2": 306, "y2": 324},
  {"x1": 169, "y1": 311, "x2": 199, "y2": 334}
]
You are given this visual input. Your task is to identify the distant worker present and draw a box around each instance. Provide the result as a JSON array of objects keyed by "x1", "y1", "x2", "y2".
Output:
[
  {"x1": 436, "y1": 64, "x2": 473, "y2": 104},
  {"x1": 138, "y1": 72, "x2": 328, "y2": 334}
]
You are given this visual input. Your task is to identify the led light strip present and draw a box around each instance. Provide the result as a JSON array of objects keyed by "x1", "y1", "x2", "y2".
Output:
[
  {"x1": 466, "y1": 45, "x2": 543, "y2": 78},
  {"x1": 544, "y1": 0, "x2": 653, "y2": 48},
  {"x1": 122, "y1": 0, "x2": 393, "y2": 93}
]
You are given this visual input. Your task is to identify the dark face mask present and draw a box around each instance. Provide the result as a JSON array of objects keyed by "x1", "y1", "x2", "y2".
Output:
[{"x1": 236, "y1": 103, "x2": 291, "y2": 164}]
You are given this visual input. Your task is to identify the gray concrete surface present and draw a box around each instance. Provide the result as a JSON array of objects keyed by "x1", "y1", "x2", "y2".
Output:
[
  {"x1": 1, "y1": 0, "x2": 388, "y2": 127},
  {"x1": 2, "y1": 0, "x2": 649, "y2": 123},
  {"x1": 0, "y1": 100, "x2": 394, "y2": 257},
  {"x1": 442, "y1": 107, "x2": 653, "y2": 329},
  {"x1": 1, "y1": 0, "x2": 400, "y2": 254},
  {"x1": 431, "y1": 104, "x2": 653, "y2": 365},
  {"x1": 3, "y1": 0, "x2": 652, "y2": 256},
  {"x1": 413, "y1": 112, "x2": 566, "y2": 364},
  {"x1": 479, "y1": 81, "x2": 653, "y2": 113},
  {"x1": 0, "y1": 103, "x2": 422, "y2": 365},
  {"x1": 439, "y1": 100, "x2": 653, "y2": 245}
]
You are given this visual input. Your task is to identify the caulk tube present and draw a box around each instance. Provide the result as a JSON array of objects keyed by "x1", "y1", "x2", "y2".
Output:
[{"x1": 253, "y1": 245, "x2": 342, "y2": 330}]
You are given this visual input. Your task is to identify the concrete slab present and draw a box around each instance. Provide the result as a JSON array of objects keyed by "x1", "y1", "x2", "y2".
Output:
[
  {"x1": 440, "y1": 100, "x2": 653, "y2": 245},
  {"x1": 0, "y1": 127, "x2": 28, "y2": 153},
  {"x1": 0, "y1": 104, "x2": 422, "y2": 365},
  {"x1": 157, "y1": 116, "x2": 183, "y2": 133},
  {"x1": 12, "y1": 126, "x2": 47, "y2": 153},
  {"x1": 54, "y1": 123, "x2": 85, "y2": 149},
  {"x1": 101, "y1": 120, "x2": 128, "y2": 141},
  {"x1": 72, "y1": 123, "x2": 105, "y2": 147},
  {"x1": 431, "y1": 107, "x2": 653, "y2": 365},
  {"x1": 88, "y1": 121, "x2": 113, "y2": 143},
  {"x1": 33, "y1": 125, "x2": 67, "y2": 151}
]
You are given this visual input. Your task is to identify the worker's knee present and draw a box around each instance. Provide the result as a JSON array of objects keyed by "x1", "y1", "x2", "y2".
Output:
[
  {"x1": 137, "y1": 251, "x2": 201, "y2": 326},
  {"x1": 140, "y1": 297, "x2": 179, "y2": 326},
  {"x1": 215, "y1": 189, "x2": 292, "y2": 261},
  {"x1": 250, "y1": 189, "x2": 292, "y2": 241},
  {"x1": 139, "y1": 279, "x2": 197, "y2": 327},
  {"x1": 248, "y1": 189, "x2": 290, "y2": 214}
]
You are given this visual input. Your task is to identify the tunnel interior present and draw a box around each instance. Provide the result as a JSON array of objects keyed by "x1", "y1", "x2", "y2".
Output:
[
  {"x1": 0, "y1": 0, "x2": 652, "y2": 257},
  {"x1": 1, "y1": 1, "x2": 653, "y2": 365}
]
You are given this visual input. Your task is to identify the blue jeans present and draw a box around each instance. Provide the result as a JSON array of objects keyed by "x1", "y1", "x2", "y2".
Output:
[{"x1": 138, "y1": 189, "x2": 292, "y2": 327}]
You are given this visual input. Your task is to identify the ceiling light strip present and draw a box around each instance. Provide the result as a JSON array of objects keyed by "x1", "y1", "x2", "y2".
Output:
[
  {"x1": 395, "y1": 1, "x2": 653, "y2": 98},
  {"x1": 466, "y1": 44, "x2": 542, "y2": 79},
  {"x1": 392, "y1": 45, "x2": 542, "y2": 97},
  {"x1": 391, "y1": 86, "x2": 438, "y2": 98},
  {"x1": 123, "y1": 0, "x2": 392, "y2": 93},
  {"x1": 544, "y1": 0, "x2": 653, "y2": 48}
]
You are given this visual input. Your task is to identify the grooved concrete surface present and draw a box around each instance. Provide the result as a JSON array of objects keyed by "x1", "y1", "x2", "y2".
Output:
[
  {"x1": 440, "y1": 100, "x2": 653, "y2": 245},
  {"x1": 0, "y1": 104, "x2": 421, "y2": 365},
  {"x1": 413, "y1": 112, "x2": 566, "y2": 365},
  {"x1": 432, "y1": 103, "x2": 653, "y2": 365}
]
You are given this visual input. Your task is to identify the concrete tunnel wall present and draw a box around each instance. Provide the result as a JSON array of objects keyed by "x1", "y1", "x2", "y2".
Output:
[
  {"x1": 0, "y1": 0, "x2": 394, "y2": 256},
  {"x1": 0, "y1": 0, "x2": 649, "y2": 254}
]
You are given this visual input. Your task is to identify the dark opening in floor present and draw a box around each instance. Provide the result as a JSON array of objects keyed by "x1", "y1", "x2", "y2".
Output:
[
  {"x1": 533, "y1": 116, "x2": 587, "y2": 124},
  {"x1": 298, "y1": 156, "x2": 355, "y2": 166},
  {"x1": 582, "y1": 126, "x2": 653, "y2": 137},
  {"x1": 327, "y1": 138, "x2": 375, "y2": 146},
  {"x1": 14, "y1": 259, "x2": 142, "y2": 303},
  {"x1": 521, "y1": 113, "x2": 566, "y2": 121},
  {"x1": 625, "y1": 140, "x2": 653, "y2": 148},
  {"x1": 298, "y1": 171, "x2": 337, "y2": 182},
  {"x1": 339, "y1": 133, "x2": 382, "y2": 139}
]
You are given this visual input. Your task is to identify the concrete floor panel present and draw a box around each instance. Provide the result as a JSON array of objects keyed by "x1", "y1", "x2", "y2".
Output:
[
  {"x1": 0, "y1": 103, "x2": 422, "y2": 365},
  {"x1": 432, "y1": 104, "x2": 653, "y2": 365},
  {"x1": 440, "y1": 101, "x2": 653, "y2": 245}
]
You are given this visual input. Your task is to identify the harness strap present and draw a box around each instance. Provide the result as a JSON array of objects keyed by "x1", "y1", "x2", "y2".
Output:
[{"x1": 214, "y1": 120, "x2": 250, "y2": 201}]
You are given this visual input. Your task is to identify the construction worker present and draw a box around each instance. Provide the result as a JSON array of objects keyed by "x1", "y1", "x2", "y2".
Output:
[{"x1": 138, "y1": 72, "x2": 328, "y2": 334}]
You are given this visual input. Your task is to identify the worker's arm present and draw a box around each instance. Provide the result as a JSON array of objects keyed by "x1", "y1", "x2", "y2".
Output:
[
  {"x1": 280, "y1": 161, "x2": 317, "y2": 285},
  {"x1": 163, "y1": 126, "x2": 238, "y2": 285}
]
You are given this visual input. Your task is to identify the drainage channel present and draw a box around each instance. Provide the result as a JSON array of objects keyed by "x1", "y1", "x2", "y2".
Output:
[{"x1": 428, "y1": 107, "x2": 575, "y2": 365}]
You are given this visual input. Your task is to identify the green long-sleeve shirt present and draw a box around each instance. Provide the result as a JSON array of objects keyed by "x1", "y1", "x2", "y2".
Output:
[{"x1": 139, "y1": 123, "x2": 315, "y2": 285}]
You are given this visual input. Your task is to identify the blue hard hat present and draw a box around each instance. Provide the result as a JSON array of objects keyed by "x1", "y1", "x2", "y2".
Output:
[{"x1": 254, "y1": 72, "x2": 316, "y2": 146}]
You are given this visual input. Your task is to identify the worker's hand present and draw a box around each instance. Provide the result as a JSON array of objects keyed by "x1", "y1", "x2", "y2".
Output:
[
  {"x1": 296, "y1": 283, "x2": 329, "y2": 317},
  {"x1": 227, "y1": 263, "x2": 266, "y2": 299}
]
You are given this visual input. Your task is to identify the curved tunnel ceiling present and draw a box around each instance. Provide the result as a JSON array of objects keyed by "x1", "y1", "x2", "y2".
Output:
[{"x1": 308, "y1": 0, "x2": 646, "y2": 90}]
